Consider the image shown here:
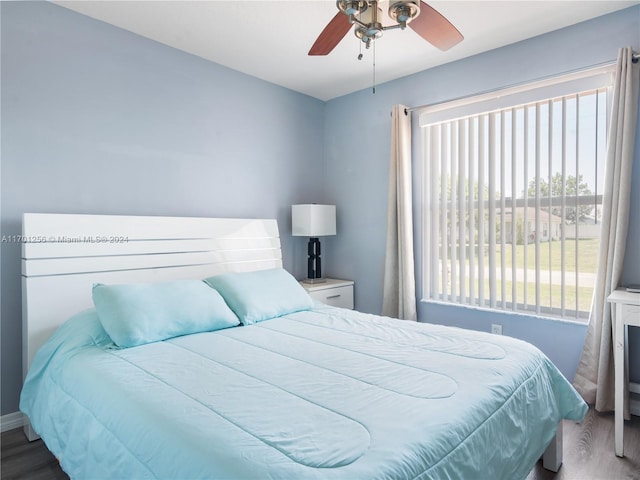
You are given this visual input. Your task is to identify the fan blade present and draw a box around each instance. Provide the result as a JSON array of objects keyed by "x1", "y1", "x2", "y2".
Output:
[
  {"x1": 309, "y1": 12, "x2": 352, "y2": 55},
  {"x1": 409, "y1": 1, "x2": 463, "y2": 51}
]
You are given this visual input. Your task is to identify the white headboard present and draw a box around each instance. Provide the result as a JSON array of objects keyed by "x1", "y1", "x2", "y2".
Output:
[{"x1": 22, "y1": 213, "x2": 282, "y2": 380}]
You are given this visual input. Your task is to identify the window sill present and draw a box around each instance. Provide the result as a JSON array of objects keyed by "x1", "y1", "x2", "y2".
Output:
[{"x1": 419, "y1": 298, "x2": 589, "y2": 327}]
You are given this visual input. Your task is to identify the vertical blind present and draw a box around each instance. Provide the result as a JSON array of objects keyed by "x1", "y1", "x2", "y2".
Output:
[{"x1": 421, "y1": 72, "x2": 612, "y2": 321}]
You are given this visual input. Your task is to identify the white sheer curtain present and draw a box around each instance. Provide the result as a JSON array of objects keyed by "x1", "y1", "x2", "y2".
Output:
[
  {"x1": 382, "y1": 105, "x2": 417, "y2": 321},
  {"x1": 574, "y1": 47, "x2": 640, "y2": 413}
]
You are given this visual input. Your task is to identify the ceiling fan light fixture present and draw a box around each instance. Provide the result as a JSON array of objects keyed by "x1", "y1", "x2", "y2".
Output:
[
  {"x1": 353, "y1": 3, "x2": 384, "y2": 42},
  {"x1": 337, "y1": 0, "x2": 368, "y2": 17},
  {"x1": 388, "y1": 1, "x2": 420, "y2": 25},
  {"x1": 354, "y1": 25, "x2": 383, "y2": 44},
  {"x1": 309, "y1": 0, "x2": 462, "y2": 56}
]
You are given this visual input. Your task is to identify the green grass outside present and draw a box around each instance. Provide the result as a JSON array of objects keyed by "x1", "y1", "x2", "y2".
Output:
[
  {"x1": 485, "y1": 280, "x2": 592, "y2": 316},
  {"x1": 439, "y1": 238, "x2": 599, "y2": 316},
  {"x1": 445, "y1": 278, "x2": 593, "y2": 318},
  {"x1": 494, "y1": 238, "x2": 599, "y2": 273},
  {"x1": 444, "y1": 278, "x2": 593, "y2": 317}
]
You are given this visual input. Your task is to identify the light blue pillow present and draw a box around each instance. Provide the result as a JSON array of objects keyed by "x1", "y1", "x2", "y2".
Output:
[
  {"x1": 92, "y1": 280, "x2": 240, "y2": 347},
  {"x1": 204, "y1": 268, "x2": 313, "y2": 325}
]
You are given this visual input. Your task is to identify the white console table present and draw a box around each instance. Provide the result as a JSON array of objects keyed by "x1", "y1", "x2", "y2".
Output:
[{"x1": 608, "y1": 288, "x2": 640, "y2": 457}]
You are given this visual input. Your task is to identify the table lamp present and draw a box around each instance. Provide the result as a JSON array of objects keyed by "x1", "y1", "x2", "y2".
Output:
[{"x1": 292, "y1": 204, "x2": 336, "y2": 284}]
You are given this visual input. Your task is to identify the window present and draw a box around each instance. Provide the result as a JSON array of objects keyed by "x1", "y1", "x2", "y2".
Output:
[{"x1": 420, "y1": 66, "x2": 614, "y2": 321}]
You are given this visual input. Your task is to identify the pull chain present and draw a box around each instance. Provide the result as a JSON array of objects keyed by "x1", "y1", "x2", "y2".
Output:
[{"x1": 372, "y1": 40, "x2": 376, "y2": 94}]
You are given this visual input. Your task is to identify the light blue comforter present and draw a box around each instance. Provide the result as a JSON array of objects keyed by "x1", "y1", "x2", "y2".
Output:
[{"x1": 21, "y1": 305, "x2": 587, "y2": 479}]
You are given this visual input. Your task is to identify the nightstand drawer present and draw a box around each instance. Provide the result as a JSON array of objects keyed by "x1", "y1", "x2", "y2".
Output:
[{"x1": 309, "y1": 285, "x2": 354, "y2": 309}]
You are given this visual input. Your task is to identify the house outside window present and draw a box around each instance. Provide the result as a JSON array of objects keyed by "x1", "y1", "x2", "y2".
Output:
[{"x1": 420, "y1": 66, "x2": 613, "y2": 321}]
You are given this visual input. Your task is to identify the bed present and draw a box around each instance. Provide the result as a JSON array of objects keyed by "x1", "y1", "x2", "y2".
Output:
[{"x1": 19, "y1": 213, "x2": 588, "y2": 480}]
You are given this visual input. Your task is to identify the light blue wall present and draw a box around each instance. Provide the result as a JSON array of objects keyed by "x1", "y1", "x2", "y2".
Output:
[
  {"x1": 0, "y1": 2, "x2": 325, "y2": 415},
  {"x1": 324, "y1": 5, "x2": 640, "y2": 381}
]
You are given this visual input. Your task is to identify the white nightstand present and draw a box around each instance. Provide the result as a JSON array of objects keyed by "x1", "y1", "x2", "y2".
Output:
[{"x1": 300, "y1": 278, "x2": 354, "y2": 309}]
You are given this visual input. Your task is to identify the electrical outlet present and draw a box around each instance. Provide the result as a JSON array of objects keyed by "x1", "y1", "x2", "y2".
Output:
[{"x1": 491, "y1": 324, "x2": 503, "y2": 335}]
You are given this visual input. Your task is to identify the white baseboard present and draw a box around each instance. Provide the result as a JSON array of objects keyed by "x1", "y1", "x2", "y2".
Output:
[{"x1": 0, "y1": 412, "x2": 24, "y2": 433}]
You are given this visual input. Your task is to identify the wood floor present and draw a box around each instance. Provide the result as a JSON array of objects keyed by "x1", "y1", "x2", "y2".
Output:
[
  {"x1": 1, "y1": 427, "x2": 69, "y2": 480},
  {"x1": 526, "y1": 409, "x2": 640, "y2": 480},
  {"x1": 1, "y1": 409, "x2": 639, "y2": 479}
]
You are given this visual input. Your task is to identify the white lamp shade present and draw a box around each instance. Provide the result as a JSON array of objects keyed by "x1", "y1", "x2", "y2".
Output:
[{"x1": 292, "y1": 204, "x2": 336, "y2": 237}]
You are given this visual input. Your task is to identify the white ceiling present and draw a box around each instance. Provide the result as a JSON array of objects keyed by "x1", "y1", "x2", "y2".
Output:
[{"x1": 55, "y1": 0, "x2": 639, "y2": 101}]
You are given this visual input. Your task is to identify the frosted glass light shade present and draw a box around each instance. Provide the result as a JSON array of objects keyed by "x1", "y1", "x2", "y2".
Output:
[{"x1": 292, "y1": 204, "x2": 336, "y2": 237}]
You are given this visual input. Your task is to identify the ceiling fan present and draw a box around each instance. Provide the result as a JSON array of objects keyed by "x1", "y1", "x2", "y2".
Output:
[{"x1": 309, "y1": 0, "x2": 463, "y2": 56}]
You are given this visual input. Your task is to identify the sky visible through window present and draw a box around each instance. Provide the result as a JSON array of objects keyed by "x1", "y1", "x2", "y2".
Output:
[{"x1": 470, "y1": 89, "x2": 607, "y2": 205}]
